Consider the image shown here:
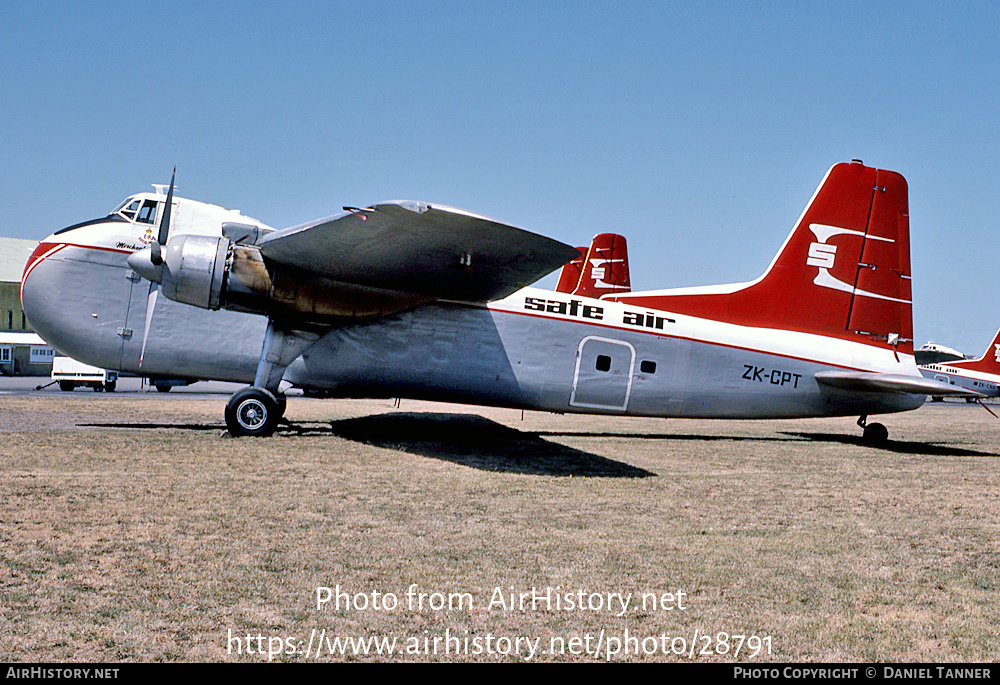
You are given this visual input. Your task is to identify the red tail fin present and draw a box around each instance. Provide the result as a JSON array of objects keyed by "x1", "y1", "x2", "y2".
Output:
[
  {"x1": 943, "y1": 329, "x2": 1000, "y2": 375},
  {"x1": 555, "y1": 247, "x2": 587, "y2": 293},
  {"x1": 610, "y1": 161, "x2": 913, "y2": 353},
  {"x1": 574, "y1": 233, "x2": 631, "y2": 298}
]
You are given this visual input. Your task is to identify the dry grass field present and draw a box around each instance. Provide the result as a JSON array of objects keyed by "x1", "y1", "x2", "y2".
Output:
[{"x1": 1, "y1": 391, "x2": 998, "y2": 662}]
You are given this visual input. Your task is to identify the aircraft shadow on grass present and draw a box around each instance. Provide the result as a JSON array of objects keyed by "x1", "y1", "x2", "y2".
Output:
[
  {"x1": 539, "y1": 429, "x2": 1000, "y2": 458},
  {"x1": 782, "y1": 432, "x2": 1000, "y2": 458},
  {"x1": 323, "y1": 413, "x2": 655, "y2": 478},
  {"x1": 79, "y1": 414, "x2": 1000, "y2": 469},
  {"x1": 80, "y1": 413, "x2": 654, "y2": 478}
]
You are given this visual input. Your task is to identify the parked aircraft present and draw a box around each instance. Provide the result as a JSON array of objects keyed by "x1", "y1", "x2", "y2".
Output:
[
  {"x1": 21, "y1": 160, "x2": 977, "y2": 442},
  {"x1": 915, "y1": 340, "x2": 966, "y2": 366},
  {"x1": 919, "y1": 329, "x2": 1000, "y2": 397}
]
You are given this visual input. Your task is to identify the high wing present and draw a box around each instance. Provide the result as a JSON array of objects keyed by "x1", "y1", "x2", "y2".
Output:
[
  {"x1": 257, "y1": 201, "x2": 581, "y2": 302},
  {"x1": 815, "y1": 370, "x2": 984, "y2": 398}
]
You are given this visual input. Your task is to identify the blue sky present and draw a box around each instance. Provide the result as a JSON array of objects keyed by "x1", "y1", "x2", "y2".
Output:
[{"x1": 2, "y1": 1, "x2": 998, "y2": 353}]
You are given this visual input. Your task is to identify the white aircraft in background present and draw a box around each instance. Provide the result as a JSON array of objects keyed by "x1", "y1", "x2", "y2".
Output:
[
  {"x1": 920, "y1": 329, "x2": 1000, "y2": 397},
  {"x1": 21, "y1": 160, "x2": 977, "y2": 443}
]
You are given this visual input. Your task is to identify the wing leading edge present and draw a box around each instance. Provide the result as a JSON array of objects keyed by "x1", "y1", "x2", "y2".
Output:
[{"x1": 258, "y1": 201, "x2": 581, "y2": 302}]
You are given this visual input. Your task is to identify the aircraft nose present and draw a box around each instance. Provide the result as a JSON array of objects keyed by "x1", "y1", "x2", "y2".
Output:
[
  {"x1": 20, "y1": 238, "x2": 128, "y2": 368},
  {"x1": 21, "y1": 241, "x2": 67, "y2": 350}
]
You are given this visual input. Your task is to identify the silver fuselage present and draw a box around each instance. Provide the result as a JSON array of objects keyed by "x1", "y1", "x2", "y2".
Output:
[{"x1": 21, "y1": 210, "x2": 925, "y2": 420}]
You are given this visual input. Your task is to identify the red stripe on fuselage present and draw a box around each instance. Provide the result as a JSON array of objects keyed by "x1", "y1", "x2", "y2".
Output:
[
  {"x1": 494, "y1": 304, "x2": 902, "y2": 376},
  {"x1": 20, "y1": 241, "x2": 133, "y2": 304}
]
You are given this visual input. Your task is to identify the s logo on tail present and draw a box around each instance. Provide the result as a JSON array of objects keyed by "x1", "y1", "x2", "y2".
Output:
[{"x1": 807, "y1": 223, "x2": 906, "y2": 303}]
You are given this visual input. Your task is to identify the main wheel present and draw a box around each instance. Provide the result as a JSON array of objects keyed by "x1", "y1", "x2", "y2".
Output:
[
  {"x1": 59, "y1": 381, "x2": 75, "y2": 392},
  {"x1": 225, "y1": 386, "x2": 281, "y2": 437}
]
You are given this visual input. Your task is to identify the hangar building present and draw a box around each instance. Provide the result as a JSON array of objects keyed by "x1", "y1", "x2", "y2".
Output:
[{"x1": 1, "y1": 237, "x2": 55, "y2": 375}]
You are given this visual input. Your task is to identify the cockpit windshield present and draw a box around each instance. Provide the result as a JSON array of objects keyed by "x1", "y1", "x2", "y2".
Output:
[{"x1": 111, "y1": 196, "x2": 157, "y2": 223}]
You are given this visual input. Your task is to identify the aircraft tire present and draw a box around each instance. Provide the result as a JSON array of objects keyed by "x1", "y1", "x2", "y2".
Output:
[
  {"x1": 862, "y1": 422, "x2": 888, "y2": 445},
  {"x1": 225, "y1": 386, "x2": 280, "y2": 437}
]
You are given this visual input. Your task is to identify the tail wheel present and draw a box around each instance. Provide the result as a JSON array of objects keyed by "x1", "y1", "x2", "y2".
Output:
[
  {"x1": 858, "y1": 415, "x2": 889, "y2": 445},
  {"x1": 862, "y1": 422, "x2": 888, "y2": 445},
  {"x1": 225, "y1": 386, "x2": 280, "y2": 437}
]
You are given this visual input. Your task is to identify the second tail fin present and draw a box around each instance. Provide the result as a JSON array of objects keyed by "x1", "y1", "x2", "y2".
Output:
[
  {"x1": 554, "y1": 233, "x2": 631, "y2": 298},
  {"x1": 940, "y1": 329, "x2": 1000, "y2": 375}
]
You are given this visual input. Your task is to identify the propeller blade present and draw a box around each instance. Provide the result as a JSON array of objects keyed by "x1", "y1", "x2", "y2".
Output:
[
  {"x1": 150, "y1": 167, "x2": 175, "y2": 266},
  {"x1": 139, "y1": 281, "x2": 159, "y2": 367}
]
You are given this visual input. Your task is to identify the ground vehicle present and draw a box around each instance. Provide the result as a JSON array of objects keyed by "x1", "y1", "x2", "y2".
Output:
[{"x1": 51, "y1": 356, "x2": 118, "y2": 392}]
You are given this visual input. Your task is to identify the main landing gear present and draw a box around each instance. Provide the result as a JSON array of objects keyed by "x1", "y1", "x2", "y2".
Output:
[
  {"x1": 225, "y1": 387, "x2": 288, "y2": 437},
  {"x1": 223, "y1": 321, "x2": 317, "y2": 437},
  {"x1": 857, "y1": 415, "x2": 888, "y2": 445}
]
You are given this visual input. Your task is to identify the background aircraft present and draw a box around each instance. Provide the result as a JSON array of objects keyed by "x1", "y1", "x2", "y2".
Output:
[
  {"x1": 919, "y1": 329, "x2": 1000, "y2": 398},
  {"x1": 21, "y1": 161, "x2": 976, "y2": 442}
]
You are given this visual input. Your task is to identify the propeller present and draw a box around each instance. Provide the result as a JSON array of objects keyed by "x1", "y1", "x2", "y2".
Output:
[
  {"x1": 129, "y1": 168, "x2": 175, "y2": 366},
  {"x1": 150, "y1": 167, "x2": 174, "y2": 265}
]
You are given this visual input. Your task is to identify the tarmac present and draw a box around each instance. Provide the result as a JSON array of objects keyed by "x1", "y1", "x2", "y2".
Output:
[{"x1": 0, "y1": 374, "x2": 247, "y2": 397}]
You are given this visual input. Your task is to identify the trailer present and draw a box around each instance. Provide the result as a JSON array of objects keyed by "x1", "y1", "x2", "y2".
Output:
[{"x1": 51, "y1": 357, "x2": 117, "y2": 392}]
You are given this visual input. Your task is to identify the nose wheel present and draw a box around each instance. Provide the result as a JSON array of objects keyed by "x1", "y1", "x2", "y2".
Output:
[{"x1": 225, "y1": 386, "x2": 286, "y2": 437}]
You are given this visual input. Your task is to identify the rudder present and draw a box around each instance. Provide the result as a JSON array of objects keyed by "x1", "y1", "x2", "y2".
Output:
[{"x1": 609, "y1": 160, "x2": 913, "y2": 353}]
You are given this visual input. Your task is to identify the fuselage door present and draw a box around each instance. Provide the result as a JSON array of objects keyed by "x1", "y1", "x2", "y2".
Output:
[{"x1": 570, "y1": 335, "x2": 636, "y2": 411}]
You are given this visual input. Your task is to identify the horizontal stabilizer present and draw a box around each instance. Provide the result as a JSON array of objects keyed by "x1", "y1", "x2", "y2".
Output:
[
  {"x1": 815, "y1": 371, "x2": 984, "y2": 397},
  {"x1": 259, "y1": 202, "x2": 580, "y2": 302}
]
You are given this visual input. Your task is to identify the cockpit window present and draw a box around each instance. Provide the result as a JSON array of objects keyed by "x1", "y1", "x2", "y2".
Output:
[
  {"x1": 136, "y1": 199, "x2": 159, "y2": 224},
  {"x1": 118, "y1": 200, "x2": 140, "y2": 221}
]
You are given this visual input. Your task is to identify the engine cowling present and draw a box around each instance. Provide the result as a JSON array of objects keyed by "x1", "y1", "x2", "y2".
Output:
[
  {"x1": 129, "y1": 235, "x2": 229, "y2": 310},
  {"x1": 128, "y1": 235, "x2": 430, "y2": 323}
]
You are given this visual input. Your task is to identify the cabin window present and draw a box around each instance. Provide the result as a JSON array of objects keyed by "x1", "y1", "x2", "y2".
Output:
[
  {"x1": 640, "y1": 360, "x2": 656, "y2": 374},
  {"x1": 595, "y1": 354, "x2": 611, "y2": 372},
  {"x1": 136, "y1": 199, "x2": 159, "y2": 224}
]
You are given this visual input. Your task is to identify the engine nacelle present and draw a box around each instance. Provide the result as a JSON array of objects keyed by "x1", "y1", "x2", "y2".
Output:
[
  {"x1": 128, "y1": 235, "x2": 430, "y2": 323},
  {"x1": 160, "y1": 235, "x2": 230, "y2": 309}
]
